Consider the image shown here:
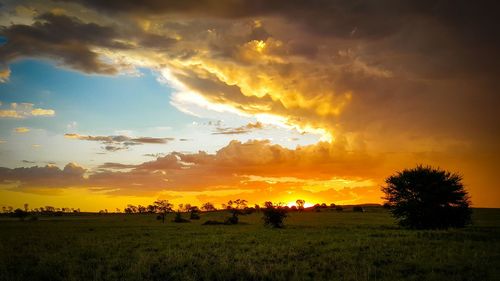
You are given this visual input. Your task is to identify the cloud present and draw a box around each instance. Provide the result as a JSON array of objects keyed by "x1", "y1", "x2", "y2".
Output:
[
  {"x1": 14, "y1": 127, "x2": 30, "y2": 133},
  {"x1": 0, "y1": 12, "x2": 123, "y2": 74},
  {"x1": 0, "y1": 102, "x2": 55, "y2": 118},
  {"x1": 0, "y1": 10, "x2": 179, "y2": 75},
  {"x1": 64, "y1": 133, "x2": 174, "y2": 151},
  {"x1": 212, "y1": 121, "x2": 264, "y2": 135},
  {"x1": 98, "y1": 162, "x2": 137, "y2": 169},
  {"x1": 0, "y1": 163, "x2": 86, "y2": 189},
  {"x1": 0, "y1": 139, "x2": 382, "y2": 199},
  {"x1": 31, "y1": 108, "x2": 56, "y2": 116},
  {"x1": 1, "y1": 1, "x2": 499, "y2": 205},
  {"x1": 0, "y1": 67, "x2": 10, "y2": 83}
]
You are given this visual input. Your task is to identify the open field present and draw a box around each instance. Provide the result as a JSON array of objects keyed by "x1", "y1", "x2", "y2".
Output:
[{"x1": 0, "y1": 207, "x2": 499, "y2": 281}]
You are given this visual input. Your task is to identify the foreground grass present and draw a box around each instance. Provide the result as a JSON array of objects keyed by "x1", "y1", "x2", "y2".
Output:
[{"x1": 0, "y1": 208, "x2": 499, "y2": 281}]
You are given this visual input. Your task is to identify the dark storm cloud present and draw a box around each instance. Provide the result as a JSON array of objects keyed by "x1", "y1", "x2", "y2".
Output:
[
  {"x1": 0, "y1": 11, "x2": 177, "y2": 74},
  {"x1": 0, "y1": 12, "x2": 125, "y2": 74}
]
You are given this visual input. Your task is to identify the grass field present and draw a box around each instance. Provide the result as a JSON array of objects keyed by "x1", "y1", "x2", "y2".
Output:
[{"x1": 0, "y1": 207, "x2": 499, "y2": 281}]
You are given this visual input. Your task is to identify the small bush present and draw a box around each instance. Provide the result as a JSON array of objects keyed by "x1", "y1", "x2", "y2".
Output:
[
  {"x1": 172, "y1": 212, "x2": 190, "y2": 223},
  {"x1": 262, "y1": 204, "x2": 288, "y2": 228},
  {"x1": 190, "y1": 211, "x2": 200, "y2": 220},
  {"x1": 353, "y1": 206, "x2": 365, "y2": 212},
  {"x1": 336, "y1": 206, "x2": 344, "y2": 212},
  {"x1": 12, "y1": 209, "x2": 29, "y2": 221},
  {"x1": 224, "y1": 216, "x2": 238, "y2": 225}
]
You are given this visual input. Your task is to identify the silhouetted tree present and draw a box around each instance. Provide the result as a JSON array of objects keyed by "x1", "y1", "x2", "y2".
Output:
[
  {"x1": 264, "y1": 201, "x2": 273, "y2": 208},
  {"x1": 329, "y1": 203, "x2": 336, "y2": 209},
  {"x1": 296, "y1": 199, "x2": 305, "y2": 211},
  {"x1": 147, "y1": 205, "x2": 156, "y2": 213},
  {"x1": 314, "y1": 204, "x2": 321, "y2": 212},
  {"x1": 262, "y1": 202, "x2": 288, "y2": 228},
  {"x1": 189, "y1": 206, "x2": 201, "y2": 220},
  {"x1": 225, "y1": 199, "x2": 248, "y2": 224},
  {"x1": 12, "y1": 208, "x2": 29, "y2": 221},
  {"x1": 382, "y1": 165, "x2": 471, "y2": 229},
  {"x1": 23, "y1": 203, "x2": 29, "y2": 212},
  {"x1": 154, "y1": 200, "x2": 173, "y2": 223},
  {"x1": 201, "y1": 202, "x2": 216, "y2": 212},
  {"x1": 124, "y1": 204, "x2": 137, "y2": 214},
  {"x1": 137, "y1": 205, "x2": 146, "y2": 213}
]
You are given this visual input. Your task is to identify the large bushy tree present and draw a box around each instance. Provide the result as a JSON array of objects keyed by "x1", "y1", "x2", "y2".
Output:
[{"x1": 382, "y1": 165, "x2": 471, "y2": 229}]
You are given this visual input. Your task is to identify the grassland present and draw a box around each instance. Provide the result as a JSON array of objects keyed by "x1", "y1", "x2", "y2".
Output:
[{"x1": 0, "y1": 207, "x2": 499, "y2": 281}]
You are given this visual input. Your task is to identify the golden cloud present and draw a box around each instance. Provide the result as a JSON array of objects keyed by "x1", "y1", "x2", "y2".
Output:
[
  {"x1": 0, "y1": 103, "x2": 56, "y2": 119},
  {"x1": 0, "y1": 1, "x2": 499, "y2": 206},
  {"x1": 14, "y1": 127, "x2": 30, "y2": 133},
  {"x1": 0, "y1": 68, "x2": 10, "y2": 83}
]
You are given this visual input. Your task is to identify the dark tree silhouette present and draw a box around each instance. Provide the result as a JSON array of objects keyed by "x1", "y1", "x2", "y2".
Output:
[
  {"x1": 154, "y1": 200, "x2": 173, "y2": 223},
  {"x1": 296, "y1": 199, "x2": 305, "y2": 211},
  {"x1": 382, "y1": 165, "x2": 471, "y2": 229},
  {"x1": 189, "y1": 206, "x2": 201, "y2": 220},
  {"x1": 225, "y1": 199, "x2": 248, "y2": 224},
  {"x1": 262, "y1": 202, "x2": 288, "y2": 228},
  {"x1": 12, "y1": 208, "x2": 29, "y2": 221},
  {"x1": 201, "y1": 202, "x2": 216, "y2": 212}
]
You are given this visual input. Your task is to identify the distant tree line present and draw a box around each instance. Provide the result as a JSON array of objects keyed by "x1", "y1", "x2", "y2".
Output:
[
  {"x1": 2, "y1": 165, "x2": 472, "y2": 229},
  {"x1": 0, "y1": 203, "x2": 82, "y2": 220}
]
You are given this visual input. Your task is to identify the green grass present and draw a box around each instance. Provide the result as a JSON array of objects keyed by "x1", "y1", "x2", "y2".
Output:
[{"x1": 0, "y1": 208, "x2": 499, "y2": 281}]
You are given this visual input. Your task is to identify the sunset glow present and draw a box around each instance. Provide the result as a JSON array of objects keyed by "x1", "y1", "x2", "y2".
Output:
[{"x1": 0, "y1": 0, "x2": 499, "y2": 211}]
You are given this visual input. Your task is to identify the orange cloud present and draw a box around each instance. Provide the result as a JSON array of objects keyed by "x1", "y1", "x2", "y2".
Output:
[
  {"x1": 0, "y1": 139, "x2": 382, "y2": 205},
  {"x1": 0, "y1": 68, "x2": 10, "y2": 83}
]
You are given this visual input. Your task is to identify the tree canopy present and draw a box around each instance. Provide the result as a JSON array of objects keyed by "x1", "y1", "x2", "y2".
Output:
[{"x1": 382, "y1": 165, "x2": 471, "y2": 229}]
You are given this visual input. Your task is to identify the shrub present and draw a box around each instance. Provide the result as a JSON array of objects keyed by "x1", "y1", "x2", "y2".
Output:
[
  {"x1": 353, "y1": 206, "x2": 365, "y2": 212},
  {"x1": 382, "y1": 165, "x2": 471, "y2": 229},
  {"x1": 12, "y1": 209, "x2": 29, "y2": 221},
  {"x1": 336, "y1": 206, "x2": 344, "y2": 212},
  {"x1": 172, "y1": 211, "x2": 190, "y2": 223},
  {"x1": 262, "y1": 204, "x2": 288, "y2": 228},
  {"x1": 203, "y1": 220, "x2": 224, "y2": 225},
  {"x1": 190, "y1": 211, "x2": 200, "y2": 220},
  {"x1": 224, "y1": 216, "x2": 238, "y2": 225}
]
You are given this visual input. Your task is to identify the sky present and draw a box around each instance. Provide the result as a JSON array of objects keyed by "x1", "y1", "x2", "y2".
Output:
[{"x1": 0, "y1": 0, "x2": 499, "y2": 211}]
